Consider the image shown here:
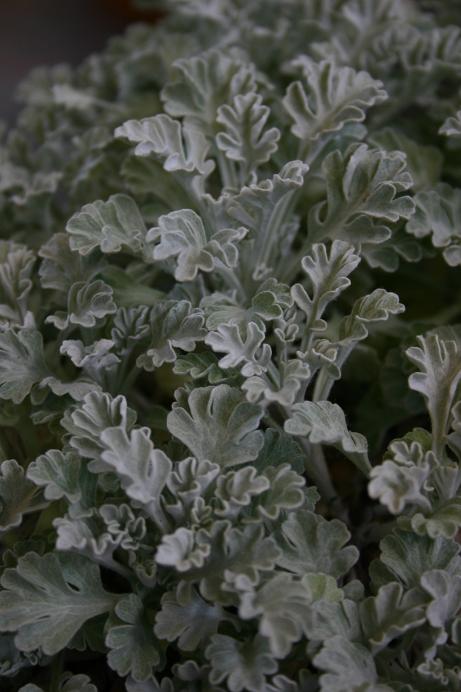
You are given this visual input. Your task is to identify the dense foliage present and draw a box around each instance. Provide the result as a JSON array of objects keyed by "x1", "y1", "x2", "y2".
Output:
[{"x1": 1, "y1": 0, "x2": 461, "y2": 689}]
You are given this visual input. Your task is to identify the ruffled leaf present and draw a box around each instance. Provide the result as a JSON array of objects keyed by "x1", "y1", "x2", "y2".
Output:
[
  {"x1": 276, "y1": 509, "x2": 358, "y2": 578},
  {"x1": 167, "y1": 385, "x2": 264, "y2": 467},
  {"x1": 46, "y1": 280, "x2": 116, "y2": 330},
  {"x1": 360, "y1": 582, "x2": 426, "y2": 653},
  {"x1": 0, "y1": 552, "x2": 117, "y2": 655},
  {"x1": 313, "y1": 636, "x2": 389, "y2": 692},
  {"x1": 206, "y1": 634, "x2": 277, "y2": 692},
  {"x1": 285, "y1": 401, "x2": 370, "y2": 474},
  {"x1": 440, "y1": 110, "x2": 461, "y2": 137},
  {"x1": 27, "y1": 450, "x2": 81, "y2": 503},
  {"x1": 66, "y1": 194, "x2": 146, "y2": 256},
  {"x1": 205, "y1": 321, "x2": 271, "y2": 377},
  {"x1": 0, "y1": 460, "x2": 36, "y2": 533},
  {"x1": 0, "y1": 328, "x2": 49, "y2": 404},
  {"x1": 407, "y1": 184, "x2": 461, "y2": 267},
  {"x1": 154, "y1": 581, "x2": 223, "y2": 651},
  {"x1": 216, "y1": 92, "x2": 280, "y2": 174},
  {"x1": 283, "y1": 59, "x2": 387, "y2": 142},
  {"x1": 61, "y1": 390, "x2": 137, "y2": 460},
  {"x1": 162, "y1": 50, "x2": 255, "y2": 136},
  {"x1": 309, "y1": 143, "x2": 414, "y2": 248},
  {"x1": 406, "y1": 327, "x2": 461, "y2": 456},
  {"x1": 115, "y1": 114, "x2": 214, "y2": 176},
  {"x1": 291, "y1": 240, "x2": 361, "y2": 332},
  {"x1": 136, "y1": 300, "x2": 205, "y2": 370},
  {"x1": 99, "y1": 426, "x2": 172, "y2": 523},
  {"x1": 147, "y1": 209, "x2": 245, "y2": 281},
  {"x1": 106, "y1": 594, "x2": 160, "y2": 681}
]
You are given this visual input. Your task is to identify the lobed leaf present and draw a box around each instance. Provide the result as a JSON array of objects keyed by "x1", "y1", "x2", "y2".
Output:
[
  {"x1": 0, "y1": 552, "x2": 117, "y2": 655},
  {"x1": 167, "y1": 385, "x2": 264, "y2": 467},
  {"x1": 66, "y1": 194, "x2": 146, "y2": 256},
  {"x1": 283, "y1": 59, "x2": 387, "y2": 142}
]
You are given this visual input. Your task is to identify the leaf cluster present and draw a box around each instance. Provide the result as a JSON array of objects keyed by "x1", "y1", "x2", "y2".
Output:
[{"x1": 1, "y1": 0, "x2": 461, "y2": 689}]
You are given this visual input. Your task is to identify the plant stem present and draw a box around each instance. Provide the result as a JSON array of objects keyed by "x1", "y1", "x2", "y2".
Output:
[
  {"x1": 50, "y1": 651, "x2": 64, "y2": 692},
  {"x1": 216, "y1": 149, "x2": 239, "y2": 189},
  {"x1": 300, "y1": 438, "x2": 337, "y2": 502}
]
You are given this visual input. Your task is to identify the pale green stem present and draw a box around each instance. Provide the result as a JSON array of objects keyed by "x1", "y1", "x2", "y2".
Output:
[
  {"x1": 266, "y1": 360, "x2": 281, "y2": 388},
  {"x1": 216, "y1": 149, "x2": 239, "y2": 190},
  {"x1": 22, "y1": 501, "x2": 50, "y2": 516},
  {"x1": 148, "y1": 503, "x2": 171, "y2": 535},
  {"x1": 98, "y1": 555, "x2": 134, "y2": 582},
  {"x1": 313, "y1": 345, "x2": 354, "y2": 402},
  {"x1": 299, "y1": 438, "x2": 337, "y2": 503},
  {"x1": 217, "y1": 264, "x2": 247, "y2": 301}
]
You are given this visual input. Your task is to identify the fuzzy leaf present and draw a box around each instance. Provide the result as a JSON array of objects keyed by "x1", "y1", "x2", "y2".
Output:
[
  {"x1": 340, "y1": 288, "x2": 405, "y2": 343},
  {"x1": 370, "y1": 530, "x2": 461, "y2": 590},
  {"x1": 171, "y1": 522, "x2": 280, "y2": 602},
  {"x1": 285, "y1": 401, "x2": 370, "y2": 474},
  {"x1": 156, "y1": 527, "x2": 211, "y2": 572},
  {"x1": 154, "y1": 581, "x2": 223, "y2": 651},
  {"x1": 215, "y1": 466, "x2": 269, "y2": 519},
  {"x1": 406, "y1": 327, "x2": 461, "y2": 455},
  {"x1": 411, "y1": 496, "x2": 461, "y2": 539},
  {"x1": 302, "y1": 598, "x2": 362, "y2": 644},
  {"x1": 205, "y1": 321, "x2": 271, "y2": 377},
  {"x1": 206, "y1": 634, "x2": 277, "y2": 692},
  {"x1": 46, "y1": 280, "x2": 116, "y2": 330},
  {"x1": 440, "y1": 110, "x2": 461, "y2": 137},
  {"x1": 106, "y1": 594, "x2": 160, "y2": 681},
  {"x1": 313, "y1": 636, "x2": 388, "y2": 692},
  {"x1": 309, "y1": 143, "x2": 414, "y2": 247},
  {"x1": 20, "y1": 673, "x2": 97, "y2": 692},
  {"x1": 62, "y1": 391, "x2": 137, "y2": 460},
  {"x1": 292, "y1": 240, "x2": 361, "y2": 331},
  {"x1": 115, "y1": 114, "x2": 214, "y2": 176},
  {"x1": 99, "y1": 426, "x2": 172, "y2": 518},
  {"x1": 407, "y1": 183, "x2": 461, "y2": 266},
  {"x1": 27, "y1": 450, "x2": 81, "y2": 503},
  {"x1": 162, "y1": 50, "x2": 255, "y2": 136},
  {"x1": 0, "y1": 241, "x2": 35, "y2": 328},
  {"x1": 276, "y1": 509, "x2": 358, "y2": 578},
  {"x1": 421, "y1": 569, "x2": 461, "y2": 630},
  {"x1": 250, "y1": 464, "x2": 306, "y2": 521},
  {"x1": 167, "y1": 385, "x2": 264, "y2": 467},
  {"x1": 216, "y1": 92, "x2": 280, "y2": 170},
  {"x1": 0, "y1": 552, "x2": 117, "y2": 655},
  {"x1": 0, "y1": 460, "x2": 36, "y2": 533},
  {"x1": 240, "y1": 573, "x2": 309, "y2": 659},
  {"x1": 368, "y1": 439, "x2": 434, "y2": 514},
  {"x1": 66, "y1": 194, "x2": 146, "y2": 256},
  {"x1": 136, "y1": 300, "x2": 205, "y2": 370},
  {"x1": 255, "y1": 429, "x2": 306, "y2": 474},
  {"x1": 243, "y1": 359, "x2": 311, "y2": 407},
  {"x1": 166, "y1": 456, "x2": 220, "y2": 520},
  {"x1": 239, "y1": 572, "x2": 341, "y2": 658},
  {"x1": 283, "y1": 59, "x2": 387, "y2": 142},
  {"x1": 0, "y1": 328, "x2": 49, "y2": 404},
  {"x1": 60, "y1": 339, "x2": 119, "y2": 378},
  {"x1": 371, "y1": 128, "x2": 443, "y2": 192},
  {"x1": 224, "y1": 160, "x2": 308, "y2": 276},
  {"x1": 147, "y1": 209, "x2": 245, "y2": 281},
  {"x1": 360, "y1": 582, "x2": 426, "y2": 653},
  {"x1": 38, "y1": 233, "x2": 102, "y2": 294}
]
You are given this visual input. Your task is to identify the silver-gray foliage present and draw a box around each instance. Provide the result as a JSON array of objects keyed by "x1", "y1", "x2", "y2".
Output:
[{"x1": 1, "y1": 0, "x2": 461, "y2": 689}]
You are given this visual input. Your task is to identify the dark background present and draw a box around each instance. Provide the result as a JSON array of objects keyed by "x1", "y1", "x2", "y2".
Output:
[{"x1": 0, "y1": 0, "x2": 158, "y2": 125}]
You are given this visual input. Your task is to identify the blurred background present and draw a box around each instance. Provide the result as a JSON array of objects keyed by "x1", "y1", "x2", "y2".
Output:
[{"x1": 0, "y1": 0, "x2": 159, "y2": 125}]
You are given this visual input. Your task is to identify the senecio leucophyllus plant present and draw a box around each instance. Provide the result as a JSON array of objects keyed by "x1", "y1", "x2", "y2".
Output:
[{"x1": 2, "y1": 0, "x2": 461, "y2": 689}]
